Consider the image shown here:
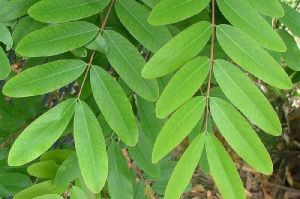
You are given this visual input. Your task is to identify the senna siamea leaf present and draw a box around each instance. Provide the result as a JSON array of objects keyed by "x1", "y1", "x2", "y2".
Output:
[
  {"x1": 0, "y1": 0, "x2": 33, "y2": 22},
  {"x1": 104, "y1": 30, "x2": 159, "y2": 102},
  {"x1": 12, "y1": 16, "x2": 46, "y2": 48},
  {"x1": 210, "y1": 97, "x2": 273, "y2": 174},
  {"x1": 246, "y1": 0, "x2": 284, "y2": 17},
  {"x1": 152, "y1": 96, "x2": 206, "y2": 163},
  {"x1": 216, "y1": 25, "x2": 292, "y2": 89},
  {"x1": 129, "y1": 125, "x2": 160, "y2": 178},
  {"x1": 115, "y1": 0, "x2": 172, "y2": 52},
  {"x1": 108, "y1": 142, "x2": 133, "y2": 199},
  {"x1": 136, "y1": 97, "x2": 164, "y2": 145},
  {"x1": 142, "y1": 21, "x2": 211, "y2": 79},
  {"x1": 3, "y1": 59, "x2": 87, "y2": 98},
  {"x1": 27, "y1": 160, "x2": 59, "y2": 179},
  {"x1": 74, "y1": 100, "x2": 108, "y2": 193},
  {"x1": 0, "y1": 173, "x2": 32, "y2": 197},
  {"x1": 40, "y1": 149, "x2": 73, "y2": 165},
  {"x1": 214, "y1": 60, "x2": 282, "y2": 136},
  {"x1": 86, "y1": 34, "x2": 108, "y2": 54},
  {"x1": 280, "y1": 3, "x2": 300, "y2": 38},
  {"x1": 0, "y1": 25, "x2": 13, "y2": 50},
  {"x1": 148, "y1": 0, "x2": 210, "y2": 25},
  {"x1": 278, "y1": 30, "x2": 300, "y2": 71},
  {"x1": 16, "y1": 21, "x2": 98, "y2": 57},
  {"x1": 90, "y1": 65, "x2": 138, "y2": 146},
  {"x1": 8, "y1": 99, "x2": 76, "y2": 166},
  {"x1": 54, "y1": 153, "x2": 81, "y2": 187},
  {"x1": 14, "y1": 180, "x2": 67, "y2": 199},
  {"x1": 28, "y1": 0, "x2": 109, "y2": 23},
  {"x1": 70, "y1": 186, "x2": 88, "y2": 199},
  {"x1": 216, "y1": 0, "x2": 286, "y2": 52},
  {"x1": 205, "y1": 133, "x2": 246, "y2": 199},
  {"x1": 33, "y1": 194, "x2": 63, "y2": 199},
  {"x1": 156, "y1": 56, "x2": 209, "y2": 119},
  {"x1": 164, "y1": 133, "x2": 205, "y2": 199},
  {"x1": 0, "y1": 47, "x2": 10, "y2": 80}
]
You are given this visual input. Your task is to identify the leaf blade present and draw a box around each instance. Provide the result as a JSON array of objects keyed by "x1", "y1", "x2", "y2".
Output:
[
  {"x1": 214, "y1": 59, "x2": 282, "y2": 135},
  {"x1": 3, "y1": 59, "x2": 86, "y2": 97},
  {"x1": 142, "y1": 21, "x2": 211, "y2": 78},
  {"x1": 8, "y1": 99, "x2": 76, "y2": 166},
  {"x1": 16, "y1": 21, "x2": 98, "y2": 57},
  {"x1": 74, "y1": 100, "x2": 108, "y2": 193}
]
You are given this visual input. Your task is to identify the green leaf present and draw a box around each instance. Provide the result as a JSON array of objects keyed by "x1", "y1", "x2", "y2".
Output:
[
  {"x1": 108, "y1": 142, "x2": 133, "y2": 199},
  {"x1": 115, "y1": 0, "x2": 172, "y2": 52},
  {"x1": 0, "y1": 25, "x2": 13, "y2": 50},
  {"x1": 28, "y1": 0, "x2": 109, "y2": 23},
  {"x1": 0, "y1": 173, "x2": 32, "y2": 197},
  {"x1": 216, "y1": 0, "x2": 286, "y2": 51},
  {"x1": 0, "y1": 0, "x2": 32, "y2": 22},
  {"x1": 136, "y1": 97, "x2": 164, "y2": 145},
  {"x1": 129, "y1": 125, "x2": 160, "y2": 178},
  {"x1": 280, "y1": 3, "x2": 300, "y2": 37},
  {"x1": 0, "y1": 47, "x2": 10, "y2": 80},
  {"x1": 70, "y1": 186, "x2": 88, "y2": 199},
  {"x1": 86, "y1": 34, "x2": 108, "y2": 54},
  {"x1": 142, "y1": 21, "x2": 211, "y2": 78},
  {"x1": 74, "y1": 100, "x2": 108, "y2": 193},
  {"x1": 148, "y1": 0, "x2": 210, "y2": 25},
  {"x1": 210, "y1": 97, "x2": 273, "y2": 174},
  {"x1": 3, "y1": 59, "x2": 87, "y2": 98},
  {"x1": 90, "y1": 65, "x2": 138, "y2": 146},
  {"x1": 247, "y1": 0, "x2": 284, "y2": 17},
  {"x1": 8, "y1": 99, "x2": 76, "y2": 166},
  {"x1": 54, "y1": 153, "x2": 81, "y2": 187},
  {"x1": 12, "y1": 16, "x2": 45, "y2": 48},
  {"x1": 152, "y1": 96, "x2": 206, "y2": 163},
  {"x1": 33, "y1": 194, "x2": 63, "y2": 199},
  {"x1": 27, "y1": 160, "x2": 59, "y2": 179},
  {"x1": 278, "y1": 30, "x2": 300, "y2": 71},
  {"x1": 214, "y1": 60, "x2": 282, "y2": 136},
  {"x1": 216, "y1": 25, "x2": 291, "y2": 89},
  {"x1": 16, "y1": 21, "x2": 98, "y2": 57},
  {"x1": 40, "y1": 149, "x2": 73, "y2": 165},
  {"x1": 205, "y1": 134, "x2": 246, "y2": 199},
  {"x1": 104, "y1": 30, "x2": 159, "y2": 101},
  {"x1": 14, "y1": 181, "x2": 66, "y2": 199},
  {"x1": 156, "y1": 56, "x2": 209, "y2": 118},
  {"x1": 164, "y1": 133, "x2": 205, "y2": 199}
]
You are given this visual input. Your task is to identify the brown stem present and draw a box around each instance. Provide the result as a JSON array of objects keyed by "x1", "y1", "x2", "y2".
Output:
[
  {"x1": 204, "y1": 0, "x2": 216, "y2": 131},
  {"x1": 77, "y1": 0, "x2": 115, "y2": 99}
]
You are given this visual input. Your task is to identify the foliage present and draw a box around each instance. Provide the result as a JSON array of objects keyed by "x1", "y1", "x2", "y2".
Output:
[{"x1": 0, "y1": 0, "x2": 300, "y2": 198}]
